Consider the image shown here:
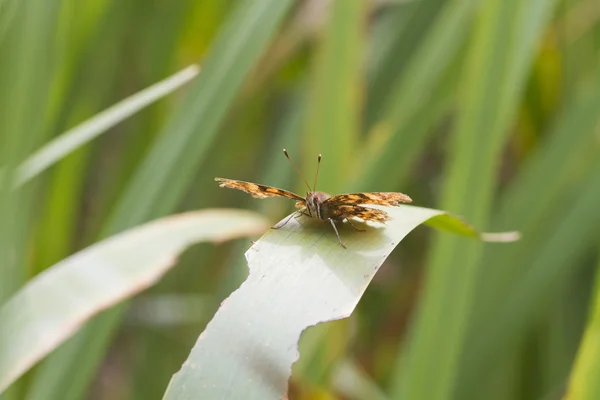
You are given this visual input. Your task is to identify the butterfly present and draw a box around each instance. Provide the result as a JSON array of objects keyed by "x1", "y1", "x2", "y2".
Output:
[{"x1": 215, "y1": 149, "x2": 412, "y2": 248}]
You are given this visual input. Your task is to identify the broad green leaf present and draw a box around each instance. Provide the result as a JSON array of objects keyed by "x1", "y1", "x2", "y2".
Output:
[
  {"x1": 163, "y1": 205, "x2": 515, "y2": 399},
  {"x1": 0, "y1": 209, "x2": 268, "y2": 394},
  {"x1": 566, "y1": 255, "x2": 600, "y2": 400},
  {"x1": 13, "y1": 65, "x2": 200, "y2": 187}
]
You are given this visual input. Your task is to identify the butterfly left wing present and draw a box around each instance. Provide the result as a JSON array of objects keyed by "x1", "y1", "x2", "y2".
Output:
[
  {"x1": 215, "y1": 177, "x2": 305, "y2": 202},
  {"x1": 323, "y1": 192, "x2": 412, "y2": 208}
]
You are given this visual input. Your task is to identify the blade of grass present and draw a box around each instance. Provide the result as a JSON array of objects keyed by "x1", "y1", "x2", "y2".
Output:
[
  {"x1": 392, "y1": 0, "x2": 559, "y2": 398},
  {"x1": 357, "y1": 0, "x2": 478, "y2": 190},
  {"x1": 163, "y1": 205, "x2": 508, "y2": 399},
  {"x1": 454, "y1": 74, "x2": 600, "y2": 396},
  {"x1": 109, "y1": 0, "x2": 295, "y2": 226},
  {"x1": 459, "y1": 162, "x2": 600, "y2": 398},
  {"x1": 566, "y1": 254, "x2": 600, "y2": 400},
  {"x1": 0, "y1": 210, "x2": 268, "y2": 393},
  {"x1": 357, "y1": 57, "x2": 458, "y2": 191},
  {"x1": 26, "y1": 2, "x2": 295, "y2": 399},
  {"x1": 0, "y1": 0, "x2": 60, "y2": 305},
  {"x1": 366, "y1": 0, "x2": 444, "y2": 126},
  {"x1": 471, "y1": 77, "x2": 600, "y2": 321},
  {"x1": 305, "y1": 0, "x2": 365, "y2": 194},
  {"x1": 0, "y1": 0, "x2": 18, "y2": 40},
  {"x1": 452, "y1": 74, "x2": 600, "y2": 398},
  {"x1": 14, "y1": 65, "x2": 200, "y2": 187}
]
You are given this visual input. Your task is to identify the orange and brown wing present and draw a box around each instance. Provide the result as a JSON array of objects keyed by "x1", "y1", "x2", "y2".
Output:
[
  {"x1": 329, "y1": 205, "x2": 391, "y2": 223},
  {"x1": 323, "y1": 192, "x2": 412, "y2": 208},
  {"x1": 215, "y1": 177, "x2": 304, "y2": 202}
]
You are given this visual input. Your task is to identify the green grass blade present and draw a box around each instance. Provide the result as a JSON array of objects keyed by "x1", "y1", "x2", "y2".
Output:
[
  {"x1": 163, "y1": 205, "x2": 503, "y2": 399},
  {"x1": 14, "y1": 65, "x2": 200, "y2": 187},
  {"x1": 0, "y1": 210, "x2": 267, "y2": 394},
  {"x1": 108, "y1": 0, "x2": 295, "y2": 227},
  {"x1": 357, "y1": 60, "x2": 457, "y2": 190},
  {"x1": 452, "y1": 73, "x2": 600, "y2": 397},
  {"x1": 366, "y1": 0, "x2": 446, "y2": 126},
  {"x1": 305, "y1": 0, "x2": 364, "y2": 194},
  {"x1": 566, "y1": 255, "x2": 600, "y2": 400},
  {"x1": 26, "y1": 2, "x2": 295, "y2": 399},
  {"x1": 472, "y1": 78, "x2": 600, "y2": 316},
  {"x1": 392, "y1": 0, "x2": 559, "y2": 398},
  {"x1": 375, "y1": 0, "x2": 477, "y2": 127},
  {"x1": 358, "y1": 0, "x2": 477, "y2": 190},
  {"x1": 460, "y1": 163, "x2": 600, "y2": 397},
  {"x1": 0, "y1": 0, "x2": 61, "y2": 306}
]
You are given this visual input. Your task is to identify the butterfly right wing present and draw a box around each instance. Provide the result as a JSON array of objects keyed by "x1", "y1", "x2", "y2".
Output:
[
  {"x1": 327, "y1": 205, "x2": 391, "y2": 223},
  {"x1": 215, "y1": 178, "x2": 305, "y2": 202},
  {"x1": 323, "y1": 192, "x2": 412, "y2": 208}
]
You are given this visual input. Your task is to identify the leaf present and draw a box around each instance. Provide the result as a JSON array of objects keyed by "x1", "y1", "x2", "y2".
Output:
[
  {"x1": 358, "y1": 0, "x2": 479, "y2": 191},
  {"x1": 453, "y1": 74, "x2": 600, "y2": 398},
  {"x1": 107, "y1": 0, "x2": 295, "y2": 226},
  {"x1": 391, "y1": 0, "x2": 559, "y2": 398},
  {"x1": 13, "y1": 65, "x2": 200, "y2": 187},
  {"x1": 0, "y1": 209, "x2": 268, "y2": 394},
  {"x1": 566, "y1": 254, "x2": 600, "y2": 400},
  {"x1": 457, "y1": 162, "x2": 600, "y2": 398},
  {"x1": 26, "y1": 2, "x2": 295, "y2": 399},
  {"x1": 304, "y1": 0, "x2": 364, "y2": 194},
  {"x1": 163, "y1": 205, "x2": 515, "y2": 399}
]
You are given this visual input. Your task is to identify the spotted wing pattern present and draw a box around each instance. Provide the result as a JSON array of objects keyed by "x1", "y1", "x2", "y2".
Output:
[
  {"x1": 329, "y1": 205, "x2": 391, "y2": 223},
  {"x1": 215, "y1": 177, "x2": 305, "y2": 202},
  {"x1": 323, "y1": 192, "x2": 412, "y2": 208}
]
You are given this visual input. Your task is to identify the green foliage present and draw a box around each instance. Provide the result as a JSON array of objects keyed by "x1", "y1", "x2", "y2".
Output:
[
  {"x1": 1, "y1": 0, "x2": 600, "y2": 399},
  {"x1": 0, "y1": 210, "x2": 267, "y2": 393}
]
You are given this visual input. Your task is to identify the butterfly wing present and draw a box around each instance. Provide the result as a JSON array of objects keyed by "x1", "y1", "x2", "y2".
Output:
[
  {"x1": 215, "y1": 178, "x2": 305, "y2": 202},
  {"x1": 328, "y1": 205, "x2": 391, "y2": 223},
  {"x1": 323, "y1": 192, "x2": 412, "y2": 207}
]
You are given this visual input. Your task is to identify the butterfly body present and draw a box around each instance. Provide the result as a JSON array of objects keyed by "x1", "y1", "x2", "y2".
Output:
[
  {"x1": 215, "y1": 150, "x2": 412, "y2": 248},
  {"x1": 303, "y1": 191, "x2": 331, "y2": 220}
]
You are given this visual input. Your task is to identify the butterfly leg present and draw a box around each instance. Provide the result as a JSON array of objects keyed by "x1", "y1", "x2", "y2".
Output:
[
  {"x1": 296, "y1": 210, "x2": 310, "y2": 218},
  {"x1": 345, "y1": 217, "x2": 366, "y2": 232},
  {"x1": 272, "y1": 211, "x2": 301, "y2": 229},
  {"x1": 328, "y1": 218, "x2": 347, "y2": 249}
]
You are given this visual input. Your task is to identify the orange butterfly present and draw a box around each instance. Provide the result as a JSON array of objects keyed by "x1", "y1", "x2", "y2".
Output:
[{"x1": 216, "y1": 150, "x2": 412, "y2": 248}]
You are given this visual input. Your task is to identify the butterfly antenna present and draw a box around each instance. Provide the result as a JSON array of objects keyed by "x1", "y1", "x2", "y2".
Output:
[
  {"x1": 313, "y1": 154, "x2": 322, "y2": 192},
  {"x1": 283, "y1": 149, "x2": 312, "y2": 192}
]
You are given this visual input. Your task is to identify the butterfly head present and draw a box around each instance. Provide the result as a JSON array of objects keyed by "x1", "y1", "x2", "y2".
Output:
[
  {"x1": 305, "y1": 191, "x2": 330, "y2": 219},
  {"x1": 283, "y1": 149, "x2": 327, "y2": 219}
]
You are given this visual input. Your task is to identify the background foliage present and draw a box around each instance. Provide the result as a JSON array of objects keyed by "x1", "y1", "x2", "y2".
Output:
[{"x1": 1, "y1": 0, "x2": 600, "y2": 399}]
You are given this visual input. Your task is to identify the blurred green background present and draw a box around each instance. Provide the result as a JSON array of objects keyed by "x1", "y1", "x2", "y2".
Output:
[{"x1": 1, "y1": 0, "x2": 600, "y2": 399}]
